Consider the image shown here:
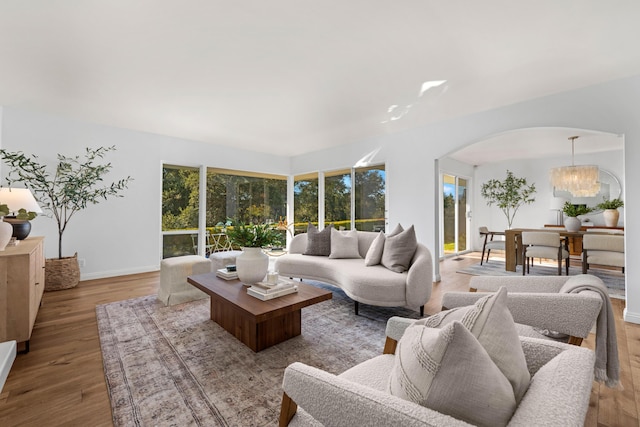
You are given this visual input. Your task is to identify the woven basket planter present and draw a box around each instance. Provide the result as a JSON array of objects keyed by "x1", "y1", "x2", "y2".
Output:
[{"x1": 45, "y1": 253, "x2": 80, "y2": 291}]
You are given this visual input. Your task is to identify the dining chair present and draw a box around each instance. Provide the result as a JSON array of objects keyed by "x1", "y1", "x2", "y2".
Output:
[
  {"x1": 582, "y1": 234, "x2": 625, "y2": 274},
  {"x1": 521, "y1": 231, "x2": 569, "y2": 275},
  {"x1": 478, "y1": 226, "x2": 505, "y2": 265}
]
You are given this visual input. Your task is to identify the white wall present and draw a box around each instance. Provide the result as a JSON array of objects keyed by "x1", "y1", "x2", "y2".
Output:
[
  {"x1": 292, "y1": 74, "x2": 640, "y2": 324},
  {"x1": 0, "y1": 108, "x2": 290, "y2": 279}
]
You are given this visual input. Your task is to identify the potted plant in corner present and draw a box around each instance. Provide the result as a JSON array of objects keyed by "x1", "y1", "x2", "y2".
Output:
[
  {"x1": 596, "y1": 197, "x2": 624, "y2": 228},
  {"x1": 0, "y1": 146, "x2": 132, "y2": 291},
  {"x1": 481, "y1": 170, "x2": 536, "y2": 229},
  {"x1": 562, "y1": 202, "x2": 593, "y2": 232},
  {"x1": 225, "y1": 223, "x2": 284, "y2": 285}
]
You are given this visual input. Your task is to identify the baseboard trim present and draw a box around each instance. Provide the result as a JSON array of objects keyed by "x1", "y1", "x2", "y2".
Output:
[
  {"x1": 623, "y1": 308, "x2": 640, "y2": 325},
  {"x1": 80, "y1": 265, "x2": 159, "y2": 281}
]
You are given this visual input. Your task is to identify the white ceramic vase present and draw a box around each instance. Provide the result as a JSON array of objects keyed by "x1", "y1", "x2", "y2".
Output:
[
  {"x1": 603, "y1": 209, "x2": 620, "y2": 228},
  {"x1": 0, "y1": 220, "x2": 13, "y2": 251},
  {"x1": 236, "y1": 247, "x2": 269, "y2": 285},
  {"x1": 564, "y1": 216, "x2": 581, "y2": 232}
]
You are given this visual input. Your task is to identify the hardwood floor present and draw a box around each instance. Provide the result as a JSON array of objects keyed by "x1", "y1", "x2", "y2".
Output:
[{"x1": 0, "y1": 253, "x2": 638, "y2": 426}]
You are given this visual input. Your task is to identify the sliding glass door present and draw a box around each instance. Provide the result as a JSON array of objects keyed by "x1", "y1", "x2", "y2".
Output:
[{"x1": 441, "y1": 173, "x2": 470, "y2": 257}]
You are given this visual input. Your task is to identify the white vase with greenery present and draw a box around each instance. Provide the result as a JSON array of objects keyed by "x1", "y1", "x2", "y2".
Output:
[
  {"x1": 226, "y1": 223, "x2": 284, "y2": 285},
  {"x1": 596, "y1": 198, "x2": 624, "y2": 228},
  {"x1": 562, "y1": 202, "x2": 592, "y2": 232},
  {"x1": 235, "y1": 247, "x2": 270, "y2": 285}
]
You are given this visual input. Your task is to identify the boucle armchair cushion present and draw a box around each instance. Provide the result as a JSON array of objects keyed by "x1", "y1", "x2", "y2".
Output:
[
  {"x1": 329, "y1": 229, "x2": 361, "y2": 259},
  {"x1": 364, "y1": 231, "x2": 385, "y2": 266},
  {"x1": 303, "y1": 223, "x2": 333, "y2": 256},
  {"x1": 388, "y1": 321, "x2": 517, "y2": 427},
  {"x1": 415, "y1": 287, "x2": 530, "y2": 402},
  {"x1": 381, "y1": 224, "x2": 418, "y2": 273}
]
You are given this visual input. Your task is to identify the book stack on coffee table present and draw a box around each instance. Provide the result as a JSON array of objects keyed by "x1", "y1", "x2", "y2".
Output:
[
  {"x1": 216, "y1": 267, "x2": 238, "y2": 280},
  {"x1": 247, "y1": 278, "x2": 298, "y2": 300}
]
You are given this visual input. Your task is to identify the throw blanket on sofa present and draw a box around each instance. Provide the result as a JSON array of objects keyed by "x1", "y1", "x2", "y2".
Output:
[{"x1": 560, "y1": 275, "x2": 621, "y2": 389}]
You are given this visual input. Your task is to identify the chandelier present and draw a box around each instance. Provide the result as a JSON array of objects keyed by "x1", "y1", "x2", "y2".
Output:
[{"x1": 549, "y1": 136, "x2": 600, "y2": 197}]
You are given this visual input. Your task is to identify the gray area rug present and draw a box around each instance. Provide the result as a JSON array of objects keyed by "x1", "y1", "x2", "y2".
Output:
[
  {"x1": 457, "y1": 261, "x2": 625, "y2": 298},
  {"x1": 96, "y1": 282, "x2": 420, "y2": 426}
]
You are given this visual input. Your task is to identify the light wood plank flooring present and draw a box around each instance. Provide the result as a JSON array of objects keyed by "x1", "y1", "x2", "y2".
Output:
[{"x1": 0, "y1": 253, "x2": 638, "y2": 426}]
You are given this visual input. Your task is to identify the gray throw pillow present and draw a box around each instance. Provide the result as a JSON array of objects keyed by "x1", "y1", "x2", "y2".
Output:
[
  {"x1": 387, "y1": 223, "x2": 404, "y2": 236},
  {"x1": 303, "y1": 223, "x2": 333, "y2": 256},
  {"x1": 388, "y1": 321, "x2": 517, "y2": 427},
  {"x1": 364, "y1": 231, "x2": 385, "y2": 266},
  {"x1": 413, "y1": 287, "x2": 531, "y2": 403},
  {"x1": 329, "y1": 228, "x2": 361, "y2": 259},
  {"x1": 380, "y1": 224, "x2": 418, "y2": 273}
]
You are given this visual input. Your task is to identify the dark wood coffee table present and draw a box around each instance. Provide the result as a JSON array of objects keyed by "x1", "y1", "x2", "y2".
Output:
[{"x1": 187, "y1": 273, "x2": 332, "y2": 352}]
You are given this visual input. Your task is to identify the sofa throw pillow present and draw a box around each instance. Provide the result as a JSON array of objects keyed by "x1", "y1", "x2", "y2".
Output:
[
  {"x1": 387, "y1": 223, "x2": 404, "y2": 237},
  {"x1": 381, "y1": 224, "x2": 418, "y2": 273},
  {"x1": 303, "y1": 223, "x2": 333, "y2": 256},
  {"x1": 413, "y1": 287, "x2": 530, "y2": 403},
  {"x1": 388, "y1": 321, "x2": 517, "y2": 427},
  {"x1": 364, "y1": 231, "x2": 385, "y2": 266},
  {"x1": 329, "y1": 228, "x2": 361, "y2": 259}
]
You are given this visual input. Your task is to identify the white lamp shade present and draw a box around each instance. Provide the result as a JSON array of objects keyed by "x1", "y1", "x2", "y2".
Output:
[
  {"x1": 0, "y1": 188, "x2": 43, "y2": 215},
  {"x1": 550, "y1": 196, "x2": 567, "y2": 210}
]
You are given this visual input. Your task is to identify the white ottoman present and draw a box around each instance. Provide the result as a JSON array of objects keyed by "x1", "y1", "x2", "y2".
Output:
[
  {"x1": 158, "y1": 255, "x2": 212, "y2": 306},
  {"x1": 209, "y1": 250, "x2": 243, "y2": 272}
]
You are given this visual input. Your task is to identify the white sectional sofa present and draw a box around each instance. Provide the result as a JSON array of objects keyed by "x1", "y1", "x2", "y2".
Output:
[{"x1": 274, "y1": 230, "x2": 433, "y2": 315}]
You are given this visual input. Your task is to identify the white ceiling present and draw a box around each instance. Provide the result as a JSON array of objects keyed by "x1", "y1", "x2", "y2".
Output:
[
  {"x1": 1, "y1": 1, "x2": 640, "y2": 156},
  {"x1": 448, "y1": 128, "x2": 623, "y2": 166}
]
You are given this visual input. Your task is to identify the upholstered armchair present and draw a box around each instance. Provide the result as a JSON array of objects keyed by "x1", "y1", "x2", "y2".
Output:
[
  {"x1": 521, "y1": 231, "x2": 569, "y2": 275},
  {"x1": 442, "y1": 275, "x2": 602, "y2": 345},
  {"x1": 279, "y1": 315, "x2": 595, "y2": 426},
  {"x1": 582, "y1": 233, "x2": 625, "y2": 274}
]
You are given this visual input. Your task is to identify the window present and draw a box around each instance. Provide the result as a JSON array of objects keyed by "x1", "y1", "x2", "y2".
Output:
[
  {"x1": 324, "y1": 169, "x2": 352, "y2": 230},
  {"x1": 206, "y1": 168, "x2": 287, "y2": 227},
  {"x1": 162, "y1": 164, "x2": 200, "y2": 258},
  {"x1": 354, "y1": 165, "x2": 386, "y2": 231},
  {"x1": 294, "y1": 173, "x2": 318, "y2": 234}
]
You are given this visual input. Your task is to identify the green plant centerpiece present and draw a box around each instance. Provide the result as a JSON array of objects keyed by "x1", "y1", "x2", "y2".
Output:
[
  {"x1": 225, "y1": 223, "x2": 284, "y2": 286},
  {"x1": 226, "y1": 223, "x2": 284, "y2": 248},
  {"x1": 596, "y1": 198, "x2": 624, "y2": 210},
  {"x1": 595, "y1": 197, "x2": 624, "y2": 228},
  {"x1": 0, "y1": 146, "x2": 132, "y2": 290},
  {"x1": 562, "y1": 202, "x2": 593, "y2": 217},
  {"x1": 562, "y1": 202, "x2": 592, "y2": 232},
  {"x1": 480, "y1": 170, "x2": 536, "y2": 229}
]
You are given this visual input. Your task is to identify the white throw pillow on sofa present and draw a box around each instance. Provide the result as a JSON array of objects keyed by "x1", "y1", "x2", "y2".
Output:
[
  {"x1": 364, "y1": 231, "x2": 385, "y2": 266},
  {"x1": 329, "y1": 228, "x2": 361, "y2": 259}
]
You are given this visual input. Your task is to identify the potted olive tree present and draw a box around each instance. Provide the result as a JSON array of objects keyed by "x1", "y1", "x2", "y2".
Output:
[
  {"x1": 0, "y1": 146, "x2": 132, "y2": 290},
  {"x1": 596, "y1": 198, "x2": 624, "y2": 228},
  {"x1": 481, "y1": 170, "x2": 536, "y2": 229}
]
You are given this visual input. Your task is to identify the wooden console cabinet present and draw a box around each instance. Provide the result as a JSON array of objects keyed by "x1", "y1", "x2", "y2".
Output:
[{"x1": 0, "y1": 237, "x2": 45, "y2": 353}]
